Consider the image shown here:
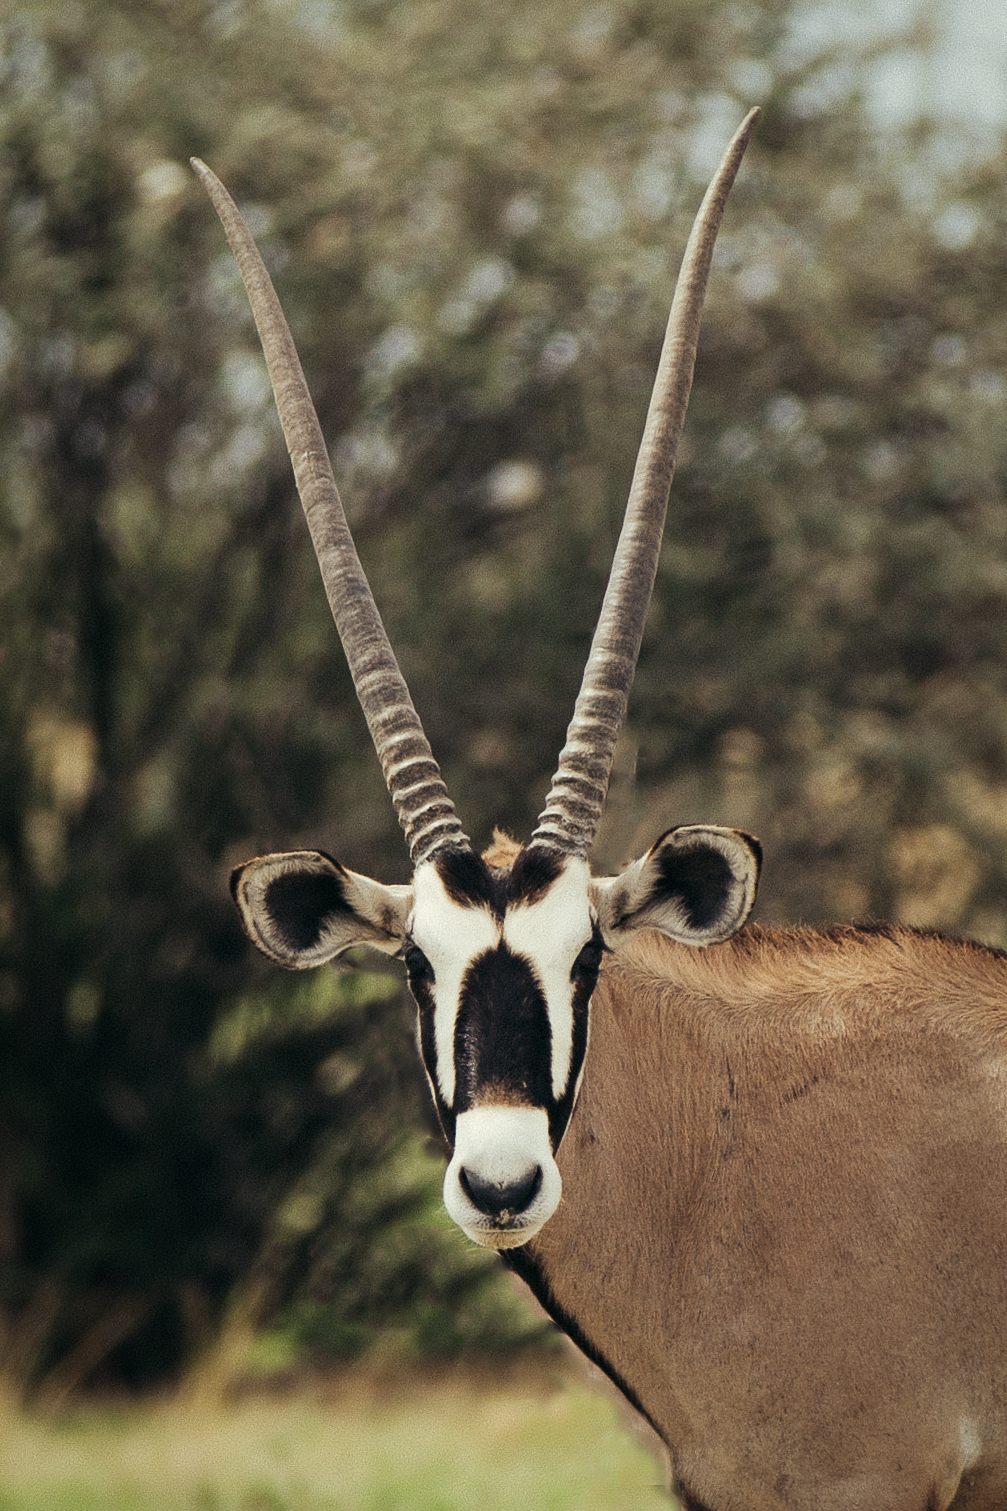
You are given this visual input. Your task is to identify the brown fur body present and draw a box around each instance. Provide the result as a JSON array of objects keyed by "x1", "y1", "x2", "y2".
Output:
[{"x1": 518, "y1": 924, "x2": 1007, "y2": 1511}]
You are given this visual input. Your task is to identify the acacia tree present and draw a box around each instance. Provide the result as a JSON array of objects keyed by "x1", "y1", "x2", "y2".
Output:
[{"x1": 1, "y1": 0, "x2": 1006, "y2": 1396}]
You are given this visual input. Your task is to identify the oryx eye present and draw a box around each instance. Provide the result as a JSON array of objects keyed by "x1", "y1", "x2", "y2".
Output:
[
  {"x1": 571, "y1": 929, "x2": 606, "y2": 981},
  {"x1": 402, "y1": 941, "x2": 434, "y2": 983}
]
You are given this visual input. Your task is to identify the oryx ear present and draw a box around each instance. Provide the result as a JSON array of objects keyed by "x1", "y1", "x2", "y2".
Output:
[
  {"x1": 593, "y1": 825, "x2": 761, "y2": 948},
  {"x1": 230, "y1": 850, "x2": 412, "y2": 968}
]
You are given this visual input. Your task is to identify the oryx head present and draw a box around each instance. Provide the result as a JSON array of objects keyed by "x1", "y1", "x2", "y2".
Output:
[{"x1": 195, "y1": 108, "x2": 761, "y2": 1250}]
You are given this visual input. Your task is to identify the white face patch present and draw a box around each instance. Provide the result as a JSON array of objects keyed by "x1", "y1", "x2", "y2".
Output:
[
  {"x1": 410, "y1": 862, "x2": 499, "y2": 1107},
  {"x1": 503, "y1": 856, "x2": 594, "y2": 1100}
]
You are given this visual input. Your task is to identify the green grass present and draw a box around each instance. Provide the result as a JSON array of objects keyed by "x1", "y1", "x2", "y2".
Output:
[{"x1": 0, "y1": 1369, "x2": 675, "y2": 1511}]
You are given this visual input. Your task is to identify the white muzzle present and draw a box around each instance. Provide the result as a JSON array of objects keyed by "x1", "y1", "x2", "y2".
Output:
[{"x1": 443, "y1": 1105, "x2": 562, "y2": 1249}]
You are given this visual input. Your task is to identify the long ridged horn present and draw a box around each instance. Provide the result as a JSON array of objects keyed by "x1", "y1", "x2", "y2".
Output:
[
  {"x1": 191, "y1": 158, "x2": 469, "y2": 865},
  {"x1": 530, "y1": 108, "x2": 760, "y2": 855}
]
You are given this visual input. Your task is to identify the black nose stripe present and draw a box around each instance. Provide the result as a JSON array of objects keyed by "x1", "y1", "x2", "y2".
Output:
[{"x1": 453, "y1": 945, "x2": 552, "y2": 1112}]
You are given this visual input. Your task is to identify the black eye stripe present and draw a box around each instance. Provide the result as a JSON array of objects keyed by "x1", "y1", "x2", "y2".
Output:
[
  {"x1": 408, "y1": 969, "x2": 455, "y2": 1146},
  {"x1": 548, "y1": 966, "x2": 593, "y2": 1150},
  {"x1": 571, "y1": 925, "x2": 606, "y2": 980},
  {"x1": 403, "y1": 940, "x2": 434, "y2": 982}
]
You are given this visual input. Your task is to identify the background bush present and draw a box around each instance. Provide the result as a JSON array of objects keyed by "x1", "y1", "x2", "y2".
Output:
[{"x1": 1, "y1": 0, "x2": 1006, "y2": 1398}]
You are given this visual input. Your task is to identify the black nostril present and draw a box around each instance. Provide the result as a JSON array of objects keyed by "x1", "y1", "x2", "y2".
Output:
[{"x1": 459, "y1": 1164, "x2": 543, "y2": 1218}]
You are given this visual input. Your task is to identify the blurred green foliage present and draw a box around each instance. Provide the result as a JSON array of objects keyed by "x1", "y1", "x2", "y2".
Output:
[{"x1": 1, "y1": 0, "x2": 1007, "y2": 1398}]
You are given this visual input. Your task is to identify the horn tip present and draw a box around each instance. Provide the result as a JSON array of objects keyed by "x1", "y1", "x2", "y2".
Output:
[
  {"x1": 190, "y1": 157, "x2": 222, "y2": 195},
  {"x1": 729, "y1": 106, "x2": 761, "y2": 158}
]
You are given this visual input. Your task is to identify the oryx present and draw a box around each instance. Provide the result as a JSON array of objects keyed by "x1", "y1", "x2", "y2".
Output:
[{"x1": 195, "y1": 111, "x2": 1007, "y2": 1509}]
